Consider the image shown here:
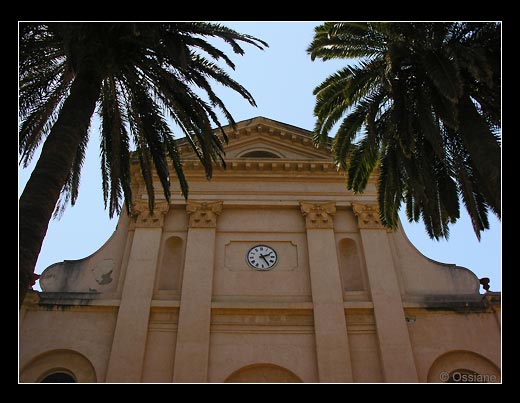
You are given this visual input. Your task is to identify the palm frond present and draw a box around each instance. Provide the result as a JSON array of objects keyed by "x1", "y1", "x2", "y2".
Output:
[
  {"x1": 346, "y1": 128, "x2": 380, "y2": 192},
  {"x1": 331, "y1": 101, "x2": 372, "y2": 168},
  {"x1": 378, "y1": 142, "x2": 402, "y2": 229},
  {"x1": 174, "y1": 22, "x2": 268, "y2": 54},
  {"x1": 422, "y1": 50, "x2": 463, "y2": 103},
  {"x1": 98, "y1": 77, "x2": 133, "y2": 218},
  {"x1": 456, "y1": 94, "x2": 501, "y2": 217},
  {"x1": 308, "y1": 22, "x2": 386, "y2": 61}
]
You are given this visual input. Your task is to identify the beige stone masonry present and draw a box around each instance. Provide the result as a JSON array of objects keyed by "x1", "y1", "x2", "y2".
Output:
[
  {"x1": 186, "y1": 201, "x2": 223, "y2": 228},
  {"x1": 300, "y1": 201, "x2": 336, "y2": 229},
  {"x1": 106, "y1": 199, "x2": 169, "y2": 381},
  {"x1": 300, "y1": 202, "x2": 353, "y2": 382},
  {"x1": 351, "y1": 202, "x2": 383, "y2": 229},
  {"x1": 352, "y1": 202, "x2": 418, "y2": 382},
  {"x1": 20, "y1": 117, "x2": 500, "y2": 384},
  {"x1": 173, "y1": 201, "x2": 223, "y2": 382},
  {"x1": 131, "y1": 197, "x2": 170, "y2": 228}
]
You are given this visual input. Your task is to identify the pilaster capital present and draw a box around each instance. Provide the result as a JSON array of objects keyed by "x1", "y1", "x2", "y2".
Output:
[
  {"x1": 351, "y1": 202, "x2": 384, "y2": 229},
  {"x1": 186, "y1": 201, "x2": 223, "y2": 228},
  {"x1": 300, "y1": 202, "x2": 336, "y2": 229},
  {"x1": 132, "y1": 197, "x2": 170, "y2": 228}
]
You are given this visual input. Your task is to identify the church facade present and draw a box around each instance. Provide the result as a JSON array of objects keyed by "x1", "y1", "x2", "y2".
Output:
[{"x1": 19, "y1": 117, "x2": 501, "y2": 383}]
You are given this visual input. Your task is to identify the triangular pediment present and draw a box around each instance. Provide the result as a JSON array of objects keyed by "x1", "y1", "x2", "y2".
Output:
[{"x1": 178, "y1": 116, "x2": 332, "y2": 161}]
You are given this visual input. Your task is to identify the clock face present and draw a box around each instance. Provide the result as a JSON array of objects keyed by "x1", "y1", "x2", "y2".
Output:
[{"x1": 246, "y1": 245, "x2": 278, "y2": 270}]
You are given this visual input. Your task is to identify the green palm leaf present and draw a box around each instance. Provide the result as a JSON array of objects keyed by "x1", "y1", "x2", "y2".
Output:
[
  {"x1": 422, "y1": 50, "x2": 462, "y2": 103},
  {"x1": 309, "y1": 21, "x2": 500, "y2": 240},
  {"x1": 19, "y1": 22, "x2": 267, "y2": 305}
]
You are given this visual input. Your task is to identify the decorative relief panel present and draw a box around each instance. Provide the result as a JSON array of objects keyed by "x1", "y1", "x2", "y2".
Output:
[
  {"x1": 299, "y1": 202, "x2": 336, "y2": 229},
  {"x1": 224, "y1": 241, "x2": 298, "y2": 272},
  {"x1": 186, "y1": 201, "x2": 223, "y2": 228},
  {"x1": 351, "y1": 202, "x2": 385, "y2": 229}
]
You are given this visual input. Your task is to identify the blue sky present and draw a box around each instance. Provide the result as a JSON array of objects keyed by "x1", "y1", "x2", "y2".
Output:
[{"x1": 18, "y1": 22, "x2": 501, "y2": 292}]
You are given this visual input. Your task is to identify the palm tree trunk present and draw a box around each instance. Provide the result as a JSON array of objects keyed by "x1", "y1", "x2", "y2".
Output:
[{"x1": 19, "y1": 63, "x2": 103, "y2": 307}]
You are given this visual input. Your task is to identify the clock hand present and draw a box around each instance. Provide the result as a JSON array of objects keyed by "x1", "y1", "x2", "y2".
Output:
[{"x1": 260, "y1": 254, "x2": 270, "y2": 265}]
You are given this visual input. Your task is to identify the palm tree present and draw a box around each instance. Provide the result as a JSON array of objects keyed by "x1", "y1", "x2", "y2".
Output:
[
  {"x1": 308, "y1": 22, "x2": 500, "y2": 241},
  {"x1": 19, "y1": 22, "x2": 267, "y2": 306}
]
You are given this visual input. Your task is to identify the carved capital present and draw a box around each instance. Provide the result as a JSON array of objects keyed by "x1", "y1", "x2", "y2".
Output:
[
  {"x1": 132, "y1": 197, "x2": 170, "y2": 228},
  {"x1": 186, "y1": 201, "x2": 223, "y2": 228},
  {"x1": 351, "y1": 202, "x2": 384, "y2": 229},
  {"x1": 300, "y1": 202, "x2": 336, "y2": 229}
]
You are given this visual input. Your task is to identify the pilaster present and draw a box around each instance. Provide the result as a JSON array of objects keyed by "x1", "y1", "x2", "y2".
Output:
[
  {"x1": 300, "y1": 202, "x2": 353, "y2": 382},
  {"x1": 172, "y1": 201, "x2": 223, "y2": 382},
  {"x1": 106, "y1": 198, "x2": 169, "y2": 382},
  {"x1": 352, "y1": 202, "x2": 418, "y2": 382}
]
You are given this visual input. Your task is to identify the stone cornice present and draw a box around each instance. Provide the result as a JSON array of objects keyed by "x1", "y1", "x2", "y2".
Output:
[
  {"x1": 182, "y1": 158, "x2": 337, "y2": 174},
  {"x1": 177, "y1": 117, "x2": 332, "y2": 158}
]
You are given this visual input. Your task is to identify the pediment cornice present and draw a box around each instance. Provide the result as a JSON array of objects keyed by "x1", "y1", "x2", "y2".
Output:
[{"x1": 177, "y1": 116, "x2": 332, "y2": 160}]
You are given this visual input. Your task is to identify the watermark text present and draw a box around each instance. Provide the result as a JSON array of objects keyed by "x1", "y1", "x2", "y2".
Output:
[{"x1": 439, "y1": 371, "x2": 497, "y2": 383}]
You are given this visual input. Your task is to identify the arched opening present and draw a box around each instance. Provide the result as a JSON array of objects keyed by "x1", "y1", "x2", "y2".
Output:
[
  {"x1": 40, "y1": 371, "x2": 77, "y2": 383},
  {"x1": 225, "y1": 363, "x2": 302, "y2": 383},
  {"x1": 427, "y1": 350, "x2": 500, "y2": 383},
  {"x1": 157, "y1": 236, "x2": 184, "y2": 291},
  {"x1": 20, "y1": 349, "x2": 97, "y2": 383},
  {"x1": 240, "y1": 150, "x2": 281, "y2": 158},
  {"x1": 338, "y1": 238, "x2": 364, "y2": 291}
]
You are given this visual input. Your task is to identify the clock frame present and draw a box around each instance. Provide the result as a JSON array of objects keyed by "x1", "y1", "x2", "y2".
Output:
[{"x1": 246, "y1": 245, "x2": 278, "y2": 270}]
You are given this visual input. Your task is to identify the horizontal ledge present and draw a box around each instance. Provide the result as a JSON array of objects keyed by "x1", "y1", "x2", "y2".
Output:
[
  {"x1": 171, "y1": 199, "x2": 357, "y2": 208},
  {"x1": 167, "y1": 198, "x2": 378, "y2": 208},
  {"x1": 402, "y1": 293, "x2": 501, "y2": 310},
  {"x1": 343, "y1": 301, "x2": 374, "y2": 309},
  {"x1": 34, "y1": 295, "x2": 376, "y2": 311},
  {"x1": 183, "y1": 160, "x2": 335, "y2": 173},
  {"x1": 150, "y1": 300, "x2": 181, "y2": 308},
  {"x1": 211, "y1": 301, "x2": 314, "y2": 310},
  {"x1": 211, "y1": 300, "x2": 374, "y2": 311}
]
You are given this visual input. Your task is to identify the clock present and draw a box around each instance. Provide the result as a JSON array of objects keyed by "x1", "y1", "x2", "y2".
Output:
[{"x1": 246, "y1": 245, "x2": 278, "y2": 270}]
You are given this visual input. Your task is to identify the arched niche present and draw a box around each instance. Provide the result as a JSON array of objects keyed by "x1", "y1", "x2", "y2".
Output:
[
  {"x1": 40, "y1": 371, "x2": 77, "y2": 383},
  {"x1": 337, "y1": 238, "x2": 365, "y2": 292},
  {"x1": 427, "y1": 350, "x2": 500, "y2": 383},
  {"x1": 20, "y1": 349, "x2": 97, "y2": 383},
  {"x1": 225, "y1": 363, "x2": 302, "y2": 383},
  {"x1": 157, "y1": 236, "x2": 184, "y2": 291}
]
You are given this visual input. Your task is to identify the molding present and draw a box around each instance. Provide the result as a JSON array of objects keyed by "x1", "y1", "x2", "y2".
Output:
[
  {"x1": 402, "y1": 293, "x2": 500, "y2": 312},
  {"x1": 178, "y1": 117, "x2": 332, "y2": 159},
  {"x1": 182, "y1": 158, "x2": 336, "y2": 174},
  {"x1": 150, "y1": 300, "x2": 181, "y2": 308},
  {"x1": 210, "y1": 307, "x2": 315, "y2": 334},
  {"x1": 211, "y1": 301, "x2": 314, "y2": 311},
  {"x1": 343, "y1": 301, "x2": 374, "y2": 309},
  {"x1": 148, "y1": 308, "x2": 179, "y2": 332}
]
